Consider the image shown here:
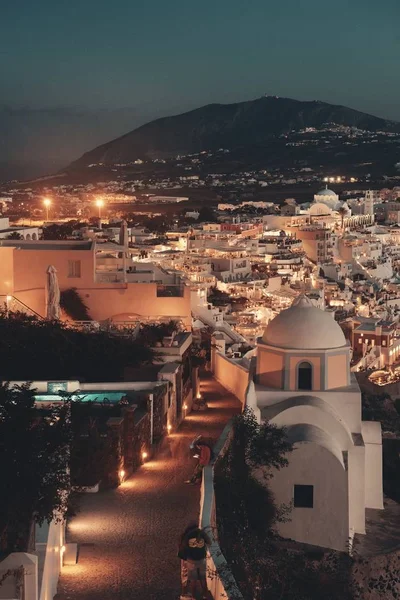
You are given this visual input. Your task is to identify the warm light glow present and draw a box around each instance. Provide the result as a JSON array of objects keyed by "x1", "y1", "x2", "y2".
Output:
[
  {"x1": 6, "y1": 295, "x2": 12, "y2": 302},
  {"x1": 183, "y1": 403, "x2": 188, "y2": 410},
  {"x1": 119, "y1": 469, "x2": 125, "y2": 480},
  {"x1": 196, "y1": 393, "x2": 202, "y2": 400},
  {"x1": 95, "y1": 198, "x2": 104, "y2": 208},
  {"x1": 43, "y1": 198, "x2": 51, "y2": 207},
  {"x1": 61, "y1": 545, "x2": 66, "y2": 555},
  {"x1": 142, "y1": 451, "x2": 148, "y2": 460},
  {"x1": 167, "y1": 424, "x2": 172, "y2": 433}
]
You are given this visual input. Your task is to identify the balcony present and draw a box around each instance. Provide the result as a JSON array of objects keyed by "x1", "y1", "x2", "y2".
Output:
[{"x1": 156, "y1": 284, "x2": 185, "y2": 297}]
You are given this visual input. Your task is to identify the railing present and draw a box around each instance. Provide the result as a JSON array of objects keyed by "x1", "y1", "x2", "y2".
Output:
[
  {"x1": 199, "y1": 420, "x2": 244, "y2": 600},
  {"x1": 96, "y1": 272, "x2": 126, "y2": 283},
  {"x1": 0, "y1": 295, "x2": 43, "y2": 319}
]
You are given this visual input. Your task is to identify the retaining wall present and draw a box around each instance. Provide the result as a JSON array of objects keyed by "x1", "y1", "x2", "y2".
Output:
[{"x1": 213, "y1": 353, "x2": 249, "y2": 406}]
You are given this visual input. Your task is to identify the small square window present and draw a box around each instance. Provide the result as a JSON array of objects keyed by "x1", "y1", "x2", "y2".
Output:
[
  {"x1": 68, "y1": 260, "x2": 81, "y2": 278},
  {"x1": 294, "y1": 484, "x2": 314, "y2": 508}
]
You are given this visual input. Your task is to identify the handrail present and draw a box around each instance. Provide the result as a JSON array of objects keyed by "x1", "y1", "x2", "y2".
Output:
[
  {"x1": 199, "y1": 420, "x2": 244, "y2": 600},
  {"x1": 0, "y1": 295, "x2": 43, "y2": 319}
]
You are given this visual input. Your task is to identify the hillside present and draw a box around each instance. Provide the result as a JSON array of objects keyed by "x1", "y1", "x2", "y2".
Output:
[{"x1": 68, "y1": 96, "x2": 400, "y2": 169}]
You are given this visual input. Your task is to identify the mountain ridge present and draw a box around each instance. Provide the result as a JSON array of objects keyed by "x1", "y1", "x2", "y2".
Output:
[{"x1": 67, "y1": 96, "x2": 400, "y2": 170}]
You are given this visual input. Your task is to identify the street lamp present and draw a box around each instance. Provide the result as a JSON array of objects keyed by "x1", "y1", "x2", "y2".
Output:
[
  {"x1": 43, "y1": 198, "x2": 51, "y2": 221},
  {"x1": 95, "y1": 198, "x2": 104, "y2": 219}
]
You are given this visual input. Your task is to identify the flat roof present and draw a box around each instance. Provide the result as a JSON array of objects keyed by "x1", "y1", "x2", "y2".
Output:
[{"x1": 0, "y1": 240, "x2": 93, "y2": 251}]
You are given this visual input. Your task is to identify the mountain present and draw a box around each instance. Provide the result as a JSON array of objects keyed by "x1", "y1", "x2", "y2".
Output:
[
  {"x1": 68, "y1": 96, "x2": 400, "y2": 169},
  {"x1": 0, "y1": 106, "x2": 155, "y2": 182}
]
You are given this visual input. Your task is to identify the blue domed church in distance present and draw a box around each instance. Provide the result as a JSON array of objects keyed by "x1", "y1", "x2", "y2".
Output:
[{"x1": 246, "y1": 295, "x2": 383, "y2": 551}]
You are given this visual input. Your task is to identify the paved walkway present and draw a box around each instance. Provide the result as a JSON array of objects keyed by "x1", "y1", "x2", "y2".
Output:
[{"x1": 58, "y1": 374, "x2": 241, "y2": 600}]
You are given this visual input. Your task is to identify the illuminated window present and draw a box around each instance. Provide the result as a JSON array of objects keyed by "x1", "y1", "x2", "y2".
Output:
[
  {"x1": 382, "y1": 340, "x2": 386, "y2": 346},
  {"x1": 358, "y1": 338, "x2": 363, "y2": 344},
  {"x1": 298, "y1": 362, "x2": 312, "y2": 390},
  {"x1": 294, "y1": 484, "x2": 314, "y2": 508},
  {"x1": 68, "y1": 260, "x2": 81, "y2": 278}
]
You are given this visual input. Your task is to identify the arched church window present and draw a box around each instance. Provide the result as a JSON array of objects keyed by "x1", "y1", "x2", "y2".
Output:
[{"x1": 297, "y1": 361, "x2": 312, "y2": 390}]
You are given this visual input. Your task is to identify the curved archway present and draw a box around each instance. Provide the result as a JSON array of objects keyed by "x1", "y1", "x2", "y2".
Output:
[
  {"x1": 25, "y1": 233, "x2": 31, "y2": 240},
  {"x1": 268, "y1": 397, "x2": 354, "y2": 451},
  {"x1": 285, "y1": 423, "x2": 346, "y2": 468},
  {"x1": 32, "y1": 233, "x2": 37, "y2": 240}
]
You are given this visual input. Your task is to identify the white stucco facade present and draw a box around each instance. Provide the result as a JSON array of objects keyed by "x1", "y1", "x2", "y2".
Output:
[{"x1": 246, "y1": 295, "x2": 384, "y2": 551}]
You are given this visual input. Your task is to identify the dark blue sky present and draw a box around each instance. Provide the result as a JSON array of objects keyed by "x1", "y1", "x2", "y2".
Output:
[{"x1": 1, "y1": 0, "x2": 400, "y2": 121}]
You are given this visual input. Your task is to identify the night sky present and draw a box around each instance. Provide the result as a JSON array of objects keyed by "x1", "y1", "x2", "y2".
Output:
[{"x1": 2, "y1": 0, "x2": 400, "y2": 121}]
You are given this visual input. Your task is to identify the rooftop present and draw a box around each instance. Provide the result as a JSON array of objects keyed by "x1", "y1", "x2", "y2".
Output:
[{"x1": 0, "y1": 240, "x2": 93, "y2": 251}]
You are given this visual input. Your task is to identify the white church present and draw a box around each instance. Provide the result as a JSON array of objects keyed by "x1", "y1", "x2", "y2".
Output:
[{"x1": 244, "y1": 295, "x2": 384, "y2": 551}]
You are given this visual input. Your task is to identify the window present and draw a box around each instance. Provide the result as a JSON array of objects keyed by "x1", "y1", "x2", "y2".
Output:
[
  {"x1": 68, "y1": 260, "x2": 81, "y2": 278},
  {"x1": 382, "y1": 340, "x2": 386, "y2": 347},
  {"x1": 298, "y1": 361, "x2": 312, "y2": 390},
  {"x1": 358, "y1": 338, "x2": 363, "y2": 344},
  {"x1": 294, "y1": 484, "x2": 314, "y2": 508}
]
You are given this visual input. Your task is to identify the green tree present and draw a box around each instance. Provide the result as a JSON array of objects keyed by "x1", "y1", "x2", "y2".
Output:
[
  {"x1": 338, "y1": 206, "x2": 347, "y2": 230},
  {"x1": 0, "y1": 311, "x2": 154, "y2": 382},
  {"x1": 198, "y1": 206, "x2": 217, "y2": 222},
  {"x1": 0, "y1": 383, "x2": 72, "y2": 553},
  {"x1": 42, "y1": 221, "x2": 80, "y2": 240}
]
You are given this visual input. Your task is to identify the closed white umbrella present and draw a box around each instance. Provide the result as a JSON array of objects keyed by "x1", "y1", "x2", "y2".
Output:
[{"x1": 46, "y1": 265, "x2": 60, "y2": 320}]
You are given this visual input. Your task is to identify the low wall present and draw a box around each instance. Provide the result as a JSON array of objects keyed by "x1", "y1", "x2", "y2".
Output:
[
  {"x1": 199, "y1": 421, "x2": 244, "y2": 600},
  {"x1": 0, "y1": 519, "x2": 64, "y2": 600},
  {"x1": 213, "y1": 352, "x2": 249, "y2": 406},
  {"x1": 36, "y1": 519, "x2": 65, "y2": 600}
]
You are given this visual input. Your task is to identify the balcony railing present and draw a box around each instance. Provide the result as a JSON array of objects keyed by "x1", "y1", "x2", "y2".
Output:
[{"x1": 156, "y1": 284, "x2": 184, "y2": 297}]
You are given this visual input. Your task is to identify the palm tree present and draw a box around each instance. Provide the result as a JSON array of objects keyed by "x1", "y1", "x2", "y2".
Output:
[
  {"x1": 6, "y1": 231, "x2": 23, "y2": 240},
  {"x1": 338, "y1": 206, "x2": 347, "y2": 231}
]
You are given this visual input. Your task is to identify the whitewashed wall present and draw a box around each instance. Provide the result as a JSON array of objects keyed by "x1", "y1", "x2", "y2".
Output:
[
  {"x1": 199, "y1": 421, "x2": 244, "y2": 600},
  {"x1": 213, "y1": 352, "x2": 249, "y2": 406}
]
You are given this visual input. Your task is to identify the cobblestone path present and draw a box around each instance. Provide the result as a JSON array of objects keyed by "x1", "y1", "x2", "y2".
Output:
[{"x1": 57, "y1": 374, "x2": 241, "y2": 600}]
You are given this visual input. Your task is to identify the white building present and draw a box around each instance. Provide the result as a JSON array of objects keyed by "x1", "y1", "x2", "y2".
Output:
[
  {"x1": 364, "y1": 190, "x2": 376, "y2": 216},
  {"x1": 313, "y1": 186, "x2": 341, "y2": 210},
  {"x1": 247, "y1": 295, "x2": 383, "y2": 551}
]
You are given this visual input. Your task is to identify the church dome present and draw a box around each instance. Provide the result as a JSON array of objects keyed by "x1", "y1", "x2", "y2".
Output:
[
  {"x1": 262, "y1": 295, "x2": 346, "y2": 350},
  {"x1": 316, "y1": 187, "x2": 337, "y2": 197}
]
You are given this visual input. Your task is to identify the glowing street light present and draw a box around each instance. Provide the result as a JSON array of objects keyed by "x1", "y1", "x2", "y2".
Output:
[
  {"x1": 95, "y1": 198, "x2": 104, "y2": 218},
  {"x1": 43, "y1": 198, "x2": 51, "y2": 221}
]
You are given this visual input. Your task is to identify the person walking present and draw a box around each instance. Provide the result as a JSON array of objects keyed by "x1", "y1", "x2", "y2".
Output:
[{"x1": 178, "y1": 523, "x2": 212, "y2": 600}]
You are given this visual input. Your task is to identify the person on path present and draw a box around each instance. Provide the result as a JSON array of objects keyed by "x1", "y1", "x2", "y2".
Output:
[
  {"x1": 178, "y1": 523, "x2": 212, "y2": 600},
  {"x1": 185, "y1": 442, "x2": 212, "y2": 484}
]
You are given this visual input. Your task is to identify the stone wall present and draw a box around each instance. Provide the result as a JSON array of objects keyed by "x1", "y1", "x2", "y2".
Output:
[
  {"x1": 352, "y1": 551, "x2": 400, "y2": 599},
  {"x1": 70, "y1": 401, "x2": 153, "y2": 489}
]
